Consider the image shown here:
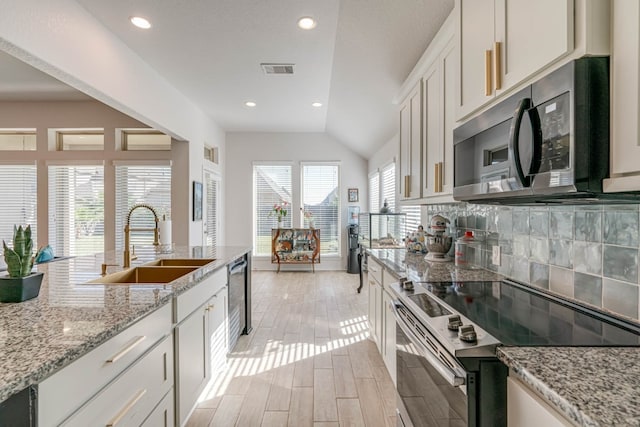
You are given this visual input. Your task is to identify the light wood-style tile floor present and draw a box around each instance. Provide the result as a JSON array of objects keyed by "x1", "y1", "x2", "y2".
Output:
[{"x1": 186, "y1": 271, "x2": 396, "y2": 427}]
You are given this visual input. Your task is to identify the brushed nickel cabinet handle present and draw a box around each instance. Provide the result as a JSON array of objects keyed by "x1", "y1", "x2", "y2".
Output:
[
  {"x1": 106, "y1": 388, "x2": 147, "y2": 426},
  {"x1": 106, "y1": 336, "x2": 146, "y2": 364},
  {"x1": 494, "y1": 41, "x2": 502, "y2": 90},
  {"x1": 485, "y1": 50, "x2": 493, "y2": 96}
]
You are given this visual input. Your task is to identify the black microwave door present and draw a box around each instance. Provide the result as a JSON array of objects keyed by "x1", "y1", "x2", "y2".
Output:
[{"x1": 508, "y1": 98, "x2": 542, "y2": 188}]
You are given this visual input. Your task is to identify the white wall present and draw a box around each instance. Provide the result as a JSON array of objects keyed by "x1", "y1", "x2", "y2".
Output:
[
  {"x1": 225, "y1": 132, "x2": 368, "y2": 270},
  {"x1": 368, "y1": 133, "x2": 399, "y2": 176},
  {"x1": 0, "y1": 0, "x2": 226, "y2": 246}
]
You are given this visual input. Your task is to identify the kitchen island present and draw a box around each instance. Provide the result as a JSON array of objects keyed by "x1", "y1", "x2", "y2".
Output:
[{"x1": 0, "y1": 245, "x2": 250, "y2": 423}]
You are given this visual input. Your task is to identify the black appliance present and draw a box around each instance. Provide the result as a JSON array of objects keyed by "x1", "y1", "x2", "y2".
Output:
[
  {"x1": 347, "y1": 224, "x2": 360, "y2": 274},
  {"x1": 228, "y1": 255, "x2": 251, "y2": 351},
  {"x1": 453, "y1": 57, "x2": 639, "y2": 204},
  {"x1": 0, "y1": 386, "x2": 36, "y2": 427},
  {"x1": 391, "y1": 279, "x2": 640, "y2": 427}
]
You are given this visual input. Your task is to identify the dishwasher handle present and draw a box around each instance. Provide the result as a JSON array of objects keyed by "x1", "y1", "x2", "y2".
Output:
[{"x1": 229, "y1": 258, "x2": 247, "y2": 275}]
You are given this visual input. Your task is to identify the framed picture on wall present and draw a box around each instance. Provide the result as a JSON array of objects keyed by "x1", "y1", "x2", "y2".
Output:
[
  {"x1": 348, "y1": 188, "x2": 359, "y2": 202},
  {"x1": 193, "y1": 181, "x2": 203, "y2": 221}
]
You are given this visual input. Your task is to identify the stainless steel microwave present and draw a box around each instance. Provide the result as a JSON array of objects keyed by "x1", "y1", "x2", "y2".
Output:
[{"x1": 453, "y1": 57, "x2": 639, "y2": 204}]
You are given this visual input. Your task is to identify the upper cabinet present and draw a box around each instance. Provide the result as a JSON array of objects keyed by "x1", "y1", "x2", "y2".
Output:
[
  {"x1": 397, "y1": 13, "x2": 456, "y2": 204},
  {"x1": 399, "y1": 83, "x2": 422, "y2": 200},
  {"x1": 604, "y1": 0, "x2": 640, "y2": 191},
  {"x1": 455, "y1": 0, "x2": 610, "y2": 121}
]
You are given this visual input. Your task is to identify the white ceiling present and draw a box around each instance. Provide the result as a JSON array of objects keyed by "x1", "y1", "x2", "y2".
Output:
[{"x1": 2, "y1": 0, "x2": 454, "y2": 158}]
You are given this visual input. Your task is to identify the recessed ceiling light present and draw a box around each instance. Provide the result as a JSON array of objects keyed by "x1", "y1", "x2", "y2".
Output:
[
  {"x1": 130, "y1": 16, "x2": 152, "y2": 29},
  {"x1": 297, "y1": 17, "x2": 317, "y2": 30},
  {"x1": 245, "y1": 101, "x2": 257, "y2": 107},
  {"x1": 312, "y1": 102, "x2": 323, "y2": 107}
]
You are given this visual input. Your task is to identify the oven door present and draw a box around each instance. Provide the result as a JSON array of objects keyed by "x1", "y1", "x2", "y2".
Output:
[{"x1": 393, "y1": 303, "x2": 468, "y2": 427}]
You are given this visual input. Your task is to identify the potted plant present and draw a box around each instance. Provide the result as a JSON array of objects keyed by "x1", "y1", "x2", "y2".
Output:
[
  {"x1": 0, "y1": 225, "x2": 44, "y2": 303},
  {"x1": 270, "y1": 200, "x2": 289, "y2": 227}
]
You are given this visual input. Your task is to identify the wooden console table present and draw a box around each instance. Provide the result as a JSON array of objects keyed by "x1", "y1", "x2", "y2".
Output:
[{"x1": 271, "y1": 228, "x2": 320, "y2": 272}]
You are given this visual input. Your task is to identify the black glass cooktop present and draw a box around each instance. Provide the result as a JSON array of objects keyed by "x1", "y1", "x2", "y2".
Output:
[{"x1": 416, "y1": 280, "x2": 640, "y2": 346}]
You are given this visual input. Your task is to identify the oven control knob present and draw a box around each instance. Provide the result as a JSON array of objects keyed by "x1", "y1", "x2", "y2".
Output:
[
  {"x1": 458, "y1": 324, "x2": 477, "y2": 343},
  {"x1": 447, "y1": 315, "x2": 463, "y2": 331}
]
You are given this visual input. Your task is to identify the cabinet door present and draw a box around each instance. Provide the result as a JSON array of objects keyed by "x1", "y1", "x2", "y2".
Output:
[
  {"x1": 496, "y1": 0, "x2": 573, "y2": 92},
  {"x1": 440, "y1": 39, "x2": 457, "y2": 195},
  {"x1": 176, "y1": 307, "x2": 208, "y2": 426},
  {"x1": 399, "y1": 83, "x2": 422, "y2": 200},
  {"x1": 610, "y1": 0, "x2": 640, "y2": 177},
  {"x1": 382, "y1": 290, "x2": 397, "y2": 385},
  {"x1": 423, "y1": 61, "x2": 441, "y2": 198},
  {"x1": 456, "y1": 0, "x2": 495, "y2": 119},
  {"x1": 368, "y1": 275, "x2": 376, "y2": 332},
  {"x1": 374, "y1": 281, "x2": 383, "y2": 354},
  {"x1": 208, "y1": 286, "x2": 228, "y2": 378},
  {"x1": 507, "y1": 377, "x2": 572, "y2": 427}
]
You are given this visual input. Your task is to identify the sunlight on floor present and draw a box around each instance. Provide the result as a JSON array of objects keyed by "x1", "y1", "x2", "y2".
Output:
[{"x1": 198, "y1": 314, "x2": 370, "y2": 403}]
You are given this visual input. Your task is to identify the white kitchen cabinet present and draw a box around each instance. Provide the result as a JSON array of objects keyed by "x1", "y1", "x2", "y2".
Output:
[
  {"x1": 174, "y1": 268, "x2": 228, "y2": 426},
  {"x1": 61, "y1": 335, "x2": 173, "y2": 427},
  {"x1": 399, "y1": 82, "x2": 422, "y2": 200},
  {"x1": 423, "y1": 36, "x2": 456, "y2": 201},
  {"x1": 207, "y1": 286, "x2": 228, "y2": 378},
  {"x1": 507, "y1": 376, "x2": 572, "y2": 427},
  {"x1": 38, "y1": 303, "x2": 173, "y2": 427},
  {"x1": 367, "y1": 258, "x2": 384, "y2": 353},
  {"x1": 142, "y1": 389, "x2": 174, "y2": 427},
  {"x1": 381, "y1": 288, "x2": 397, "y2": 385},
  {"x1": 604, "y1": 0, "x2": 640, "y2": 191},
  {"x1": 456, "y1": 0, "x2": 582, "y2": 120}
]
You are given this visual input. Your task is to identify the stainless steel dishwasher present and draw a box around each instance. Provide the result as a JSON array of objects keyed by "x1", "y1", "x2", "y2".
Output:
[{"x1": 228, "y1": 255, "x2": 251, "y2": 351}]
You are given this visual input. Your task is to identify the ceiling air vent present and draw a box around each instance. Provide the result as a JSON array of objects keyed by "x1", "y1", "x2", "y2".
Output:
[{"x1": 261, "y1": 63, "x2": 295, "y2": 75}]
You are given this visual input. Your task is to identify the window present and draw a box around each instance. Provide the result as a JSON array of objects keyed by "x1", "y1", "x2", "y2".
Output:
[
  {"x1": 401, "y1": 205, "x2": 422, "y2": 235},
  {"x1": 302, "y1": 163, "x2": 340, "y2": 256},
  {"x1": 381, "y1": 163, "x2": 396, "y2": 212},
  {"x1": 204, "y1": 170, "x2": 220, "y2": 247},
  {"x1": 49, "y1": 165, "x2": 104, "y2": 256},
  {"x1": 253, "y1": 164, "x2": 292, "y2": 256},
  {"x1": 0, "y1": 165, "x2": 37, "y2": 261},
  {"x1": 121, "y1": 130, "x2": 171, "y2": 151},
  {"x1": 204, "y1": 146, "x2": 219, "y2": 164},
  {"x1": 56, "y1": 130, "x2": 104, "y2": 151},
  {"x1": 115, "y1": 164, "x2": 172, "y2": 250},
  {"x1": 0, "y1": 130, "x2": 36, "y2": 151},
  {"x1": 369, "y1": 172, "x2": 380, "y2": 213}
]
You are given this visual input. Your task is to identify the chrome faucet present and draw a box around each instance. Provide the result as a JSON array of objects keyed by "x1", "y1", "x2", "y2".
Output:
[{"x1": 124, "y1": 203, "x2": 160, "y2": 268}]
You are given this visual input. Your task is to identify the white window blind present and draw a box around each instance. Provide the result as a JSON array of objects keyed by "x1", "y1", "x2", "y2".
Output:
[
  {"x1": 115, "y1": 165, "x2": 171, "y2": 251},
  {"x1": 369, "y1": 172, "x2": 380, "y2": 213},
  {"x1": 0, "y1": 165, "x2": 37, "y2": 263},
  {"x1": 401, "y1": 205, "x2": 422, "y2": 235},
  {"x1": 302, "y1": 164, "x2": 340, "y2": 256},
  {"x1": 204, "y1": 171, "x2": 219, "y2": 247},
  {"x1": 49, "y1": 166, "x2": 104, "y2": 256},
  {"x1": 381, "y1": 163, "x2": 396, "y2": 212},
  {"x1": 254, "y1": 164, "x2": 292, "y2": 256}
]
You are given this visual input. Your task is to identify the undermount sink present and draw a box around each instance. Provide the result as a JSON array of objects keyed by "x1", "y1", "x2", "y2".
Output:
[
  {"x1": 143, "y1": 258, "x2": 215, "y2": 267},
  {"x1": 88, "y1": 266, "x2": 198, "y2": 284}
]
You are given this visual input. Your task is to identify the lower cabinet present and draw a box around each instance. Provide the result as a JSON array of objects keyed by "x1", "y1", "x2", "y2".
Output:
[
  {"x1": 382, "y1": 289, "x2": 397, "y2": 385},
  {"x1": 507, "y1": 376, "x2": 572, "y2": 427},
  {"x1": 174, "y1": 268, "x2": 229, "y2": 426},
  {"x1": 38, "y1": 304, "x2": 173, "y2": 427},
  {"x1": 141, "y1": 389, "x2": 174, "y2": 427},
  {"x1": 368, "y1": 276, "x2": 383, "y2": 353},
  {"x1": 62, "y1": 335, "x2": 174, "y2": 427}
]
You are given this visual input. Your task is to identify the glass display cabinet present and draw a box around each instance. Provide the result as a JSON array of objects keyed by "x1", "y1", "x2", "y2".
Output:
[{"x1": 358, "y1": 213, "x2": 406, "y2": 249}]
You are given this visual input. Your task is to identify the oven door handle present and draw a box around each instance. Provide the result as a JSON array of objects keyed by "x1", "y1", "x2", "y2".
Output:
[{"x1": 391, "y1": 302, "x2": 466, "y2": 387}]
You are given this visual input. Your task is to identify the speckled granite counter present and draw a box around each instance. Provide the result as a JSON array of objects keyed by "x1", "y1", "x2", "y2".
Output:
[
  {"x1": 498, "y1": 347, "x2": 640, "y2": 427},
  {"x1": 0, "y1": 245, "x2": 250, "y2": 403},
  {"x1": 366, "y1": 248, "x2": 503, "y2": 282}
]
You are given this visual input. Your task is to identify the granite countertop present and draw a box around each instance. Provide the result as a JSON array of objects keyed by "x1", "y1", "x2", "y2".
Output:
[
  {"x1": 366, "y1": 248, "x2": 503, "y2": 283},
  {"x1": 498, "y1": 347, "x2": 640, "y2": 427},
  {"x1": 0, "y1": 245, "x2": 250, "y2": 403}
]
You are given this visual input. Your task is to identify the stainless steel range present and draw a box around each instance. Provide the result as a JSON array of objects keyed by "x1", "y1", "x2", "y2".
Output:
[{"x1": 390, "y1": 279, "x2": 640, "y2": 427}]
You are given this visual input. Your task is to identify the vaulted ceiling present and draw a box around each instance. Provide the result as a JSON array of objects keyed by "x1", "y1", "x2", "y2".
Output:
[{"x1": 1, "y1": 0, "x2": 454, "y2": 158}]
